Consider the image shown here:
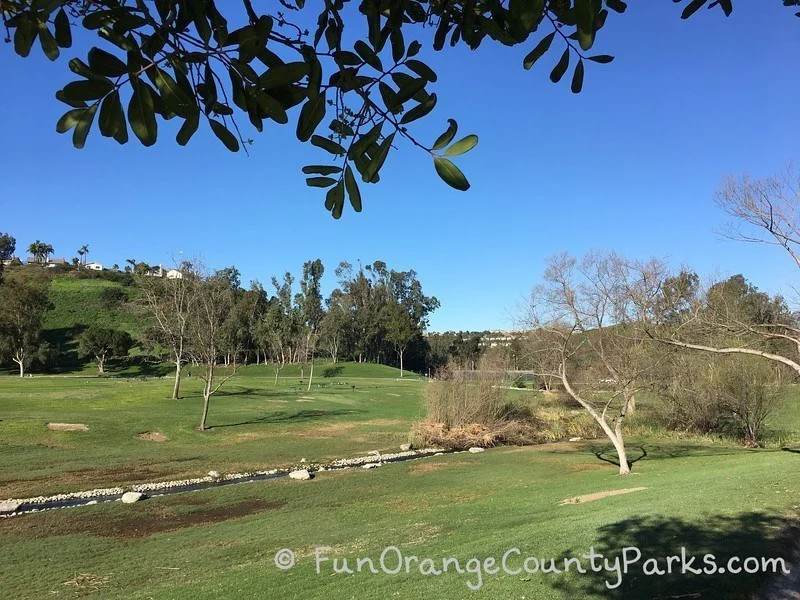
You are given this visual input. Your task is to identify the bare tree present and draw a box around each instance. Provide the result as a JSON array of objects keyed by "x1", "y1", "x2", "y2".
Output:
[
  {"x1": 524, "y1": 251, "x2": 665, "y2": 475},
  {"x1": 135, "y1": 260, "x2": 198, "y2": 399},
  {"x1": 641, "y1": 166, "x2": 800, "y2": 376},
  {"x1": 188, "y1": 269, "x2": 238, "y2": 431}
]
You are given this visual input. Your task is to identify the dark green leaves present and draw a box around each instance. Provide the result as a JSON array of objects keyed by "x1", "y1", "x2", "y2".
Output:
[
  {"x1": 354, "y1": 40, "x2": 382, "y2": 70},
  {"x1": 432, "y1": 119, "x2": 458, "y2": 151},
  {"x1": 209, "y1": 119, "x2": 240, "y2": 152},
  {"x1": 574, "y1": 0, "x2": 596, "y2": 51},
  {"x1": 606, "y1": 0, "x2": 628, "y2": 13},
  {"x1": 588, "y1": 55, "x2": 615, "y2": 64},
  {"x1": 523, "y1": 32, "x2": 555, "y2": 70},
  {"x1": 571, "y1": 59, "x2": 585, "y2": 93},
  {"x1": 406, "y1": 59, "x2": 437, "y2": 82},
  {"x1": 176, "y1": 113, "x2": 200, "y2": 146},
  {"x1": 62, "y1": 80, "x2": 114, "y2": 102},
  {"x1": 681, "y1": 0, "x2": 708, "y2": 19},
  {"x1": 325, "y1": 180, "x2": 345, "y2": 218},
  {"x1": 98, "y1": 91, "x2": 125, "y2": 139},
  {"x1": 259, "y1": 62, "x2": 308, "y2": 89},
  {"x1": 88, "y1": 48, "x2": 127, "y2": 77},
  {"x1": 303, "y1": 165, "x2": 342, "y2": 176},
  {"x1": 128, "y1": 81, "x2": 157, "y2": 147},
  {"x1": 311, "y1": 135, "x2": 346, "y2": 156},
  {"x1": 53, "y1": 9, "x2": 72, "y2": 48},
  {"x1": 307, "y1": 176, "x2": 337, "y2": 188},
  {"x1": 13, "y1": 15, "x2": 37, "y2": 58},
  {"x1": 550, "y1": 49, "x2": 570, "y2": 83},
  {"x1": 296, "y1": 91, "x2": 327, "y2": 142},
  {"x1": 344, "y1": 165, "x2": 362, "y2": 212},
  {"x1": 433, "y1": 157, "x2": 470, "y2": 191},
  {"x1": 37, "y1": 23, "x2": 59, "y2": 61},
  {"x1": 56, "y1": 105, "x2": 98, "y2": 149}
]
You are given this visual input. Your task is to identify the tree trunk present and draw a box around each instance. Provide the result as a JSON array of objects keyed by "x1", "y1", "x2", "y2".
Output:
[
  {"x1": 97, "y1": 354, "x2": 105, "y2": 374},
  {"x1": 172, "y1": 360, "x2": 182, "y2": 400},
  {"x1": 14, "y1": 358, "x2": 24, "y2": 377},
  {"x1": 199, "y1": 362, "x2": 214, "y2": 430},
  {"x1": 307, "y1": 362, "x2": 314, "y2": 391},
  {"x1": 399, "y1": 348, "x2": 404, "y2": 377},
  {"x1": 561, "y1": 367, "x2": 631, "y2": 475}
]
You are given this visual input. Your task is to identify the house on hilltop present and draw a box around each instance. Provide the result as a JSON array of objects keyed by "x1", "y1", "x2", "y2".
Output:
[{"x1": 85, "y1": 262, "x2": 104, "y2": 271}]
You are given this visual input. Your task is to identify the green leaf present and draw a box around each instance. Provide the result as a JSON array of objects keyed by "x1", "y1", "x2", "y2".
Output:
[
  {"x1": 364, "y1": 133, "x2": 394, "y2": 182},
  {"x1": 56, "y1": 108, "x2": 85, "y2": 134},
  {"x1": 432, "y1": 119, "x2": 458, "y2": 151},
  {"x1": 681, "y1": 0, "x2": 707, "y2": 19},
  {"x1": 154, "y1": 67, "x2": 194, "y2": 117},
  {"x1": 37, "y1": 23, "x2": 59, "y2": 61},
  {"x1": 302, "y1": 165, "x2": 342, "y2": 175},
  {"x1": 716, "y1": 0, "x2": 733, "y2": 16},
  {"x1": 311, "y1": 135, "x2": 346, "y2": 156},
  {"x1": 406, "y1": 59, "x2": 437, "y2": 82},
  {"x1": 259, "y1": 62, "x2": 308, "y2": 89},
  {"x1": 523, "y1": 32, "x2": 555, "y2": 70},
  {"x1": 433, "y1": 157, "x2": 470, "y2": 191},
  {"x1": 344, "y1": 165, "x2": 362, "y2": 212},
  {"x1": 72, "y1": 104, "x2": 98, "y2": 149},
  {"x1": 55, "y1": 90, "x2": 88, "y2": 109},
  {"x1": 53, "y1": 9, "x2": 72, "y2": 48},
  {"x1": 606, "y1": 0, "x2": 627, "y2": 13},
  {"x1": 444, "y1": 135, "x2": 478, "y2": 157},
  {"x1": 400, "y1": 93, "x2": 437, "y2": 125},
  {"x1": 588, "y1": 54, "x2": 614, "y2": 64},
  {"x1": 296, "y1": 91, "x2": 327, "y2": 142},
  {"x1": 128, "y1": 81, "x2": 158, "y2": 146},
  {"x1": 176, "y1": 113, "x2": 200, "y2": 146},
  {"x1": 407, "y1": 40, "x2": 422, "y2": 57},
  {"x1": 571, "y1": 59, "x2": 584, "y2": 93},
  {"x1": 326, "y1": 180, "x2": 345, "y2": 218},
  {"x1": 390, "y1": 29, "x2": 405, "y2": 63},
  {"x1": 62, "y1": 80, "x2": 114, "y2": 102},
  {"x1": 574, "y1": 0, "x2": 596, "y2": 51},
  {"x1": 354, "y1": 40, "x2": 382, "y2": 71},
  {"x1": 550, "y1": 49, "x2": 570, "y2": 83},
  {"x1": 209, "y1": 119, "x2": 240, "y2": 152},
  {"x1": 88, "y1": 48, "x2": 128, "y2": 77},
  {"x1": 98, "y1": 91, "x2": 124, "y2": 137},
  {"x1": 256, "y1": 92, "x2": 288, "y2": 124},
  {"x1": 307, "y1": 176, "x2": 337, "y2": 188},
  {"x1": 13, "y1": 16, "x2": 37, "y2": 58}
]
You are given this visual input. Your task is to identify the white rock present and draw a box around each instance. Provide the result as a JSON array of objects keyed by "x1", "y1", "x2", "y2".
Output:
[
  {"x1": 400, "y1": 443, "x2": 412, "y2": 451},
  {"x1": 208, "y1": 471, "x2": 220, "y2": 478},
  {"x1": 568, "y1": 437, "x2": 583, "y2": 442},
  {"x1": 121, "y1": 492, "x2": 144, "y2": 504},
  {"x1": 289, "y1": 469, "x2": 311, "y2": 480},
  {"x1": 300, "y1": 458, "x2": 307, "y2": 463},
  {"x1": 0, "y1": 500, "x2": 22, "y2": 514},
  {"x1": 468, "y1": 447, "x2": 485, "y2": 453},
  {"x1": 86, "y1": 500, "x2": 98, "y2": 505},
  {"x1": 362, "y1": 463, "x2": 381, "y2": 469}
]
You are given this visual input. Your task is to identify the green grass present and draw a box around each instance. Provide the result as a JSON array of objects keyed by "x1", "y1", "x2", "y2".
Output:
[{"x1": 1, "y1": 365, "x2": 799, "y2": 599}]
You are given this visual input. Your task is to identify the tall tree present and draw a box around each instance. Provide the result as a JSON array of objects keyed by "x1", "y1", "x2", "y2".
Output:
[
  {"x1": 134, "y1": 260, "x2": 198, "y2": 399},
  {"x1": 296, "y1": 259, "x2": 325, "y2": 390},
  {"x1": 383, "y1": 300, "x2": 416, "y2": 377},
  {"x1": 0, "y1": 269, "x2": 52, "y2": 377},
  {"x1": 5, "y1": 1, "x2": 785, "y2": 216},
  {"x1": 189, "y1": 268, "x2": 238, "y2": 431},
  {"x1": 525, "y1": 251, "x2": 664, "y2": 475}
]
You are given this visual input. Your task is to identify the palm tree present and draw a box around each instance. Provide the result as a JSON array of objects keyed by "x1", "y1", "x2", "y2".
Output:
[
  {"x1": 28, "y1": 240, "x2": 54, "y2": 264},
  {"x1": 77, "y1": 244, "x2": 89, "y2": 265}
]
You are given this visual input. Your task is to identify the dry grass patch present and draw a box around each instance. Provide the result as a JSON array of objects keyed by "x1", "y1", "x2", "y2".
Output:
[
  {"x1": 408, "y1": 460, "x2": 471, "y2": 475},
  {"x1": 47, "y1": 423, "x2": 89, "y2": 431},
  {"x1": 558, "y1": 487, "x2": 647, "y2": 505},
  {"x1": 134, "y1": 431, "x2": 167, "y2": 442}
]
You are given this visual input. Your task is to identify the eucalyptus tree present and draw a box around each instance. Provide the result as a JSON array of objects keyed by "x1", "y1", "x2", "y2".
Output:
[
  {"x1": 0, "y1": 231, "x2": 16, "y2": 282},
  {"x1": 4, "y1": 0, "x2": 779, "y2": 217},
  {"x1": 295, "y1": 259, "x2": 325, "y2": 388},
  {"x1": 77, "y1": 326, "x2": 133, "y2": 373}
]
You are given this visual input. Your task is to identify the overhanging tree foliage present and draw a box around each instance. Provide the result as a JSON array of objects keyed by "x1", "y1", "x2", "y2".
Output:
[{"x1": 4, "y1": 0, "x2": 786, "y2": 217}]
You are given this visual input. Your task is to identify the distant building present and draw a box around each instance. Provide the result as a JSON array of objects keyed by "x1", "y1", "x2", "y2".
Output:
[
  {"x1": 85, "y1": 262, "x2": 104, "y2": 271},
  {"x1": 166, "y1": 269, "x2": 184, "y2": 280},
  {"x1": 145, "y1": 264, "x2": 164, "y2": 277},
  {"x1": 27, "y1": 256, "x2": 67, "y2": 268}
]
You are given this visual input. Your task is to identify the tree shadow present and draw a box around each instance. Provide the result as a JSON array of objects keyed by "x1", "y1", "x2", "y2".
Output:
[
  {"x1": 548, "y1": 512, "x2": 798, "y2": 599},
  {"x1": 210, "y1": 408, "x2": 364, "y2": 429},
  {"x1": 782, "y1": 447, "x2": 800, "y2": 454},
  {"x1": 592, "y1": 445, "x2": 648, "y2": 468},
  {"x1": 323, "y1": 366, "x2": 345, "y2": 378}
]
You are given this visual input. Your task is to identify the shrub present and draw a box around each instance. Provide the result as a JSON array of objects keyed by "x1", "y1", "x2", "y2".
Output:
[{"x1": 99, "y1": 286, "x2": 126, "y2": 309}]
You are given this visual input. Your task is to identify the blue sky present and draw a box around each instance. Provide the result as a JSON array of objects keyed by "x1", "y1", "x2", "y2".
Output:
[{"x1": 2, "y1": 2, "x2": 798, "y2": 331}]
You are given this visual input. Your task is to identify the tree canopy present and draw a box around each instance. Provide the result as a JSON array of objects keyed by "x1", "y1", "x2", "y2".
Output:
[{"x1": 5, "y1": 0, "x2": 794, "y2": 217}]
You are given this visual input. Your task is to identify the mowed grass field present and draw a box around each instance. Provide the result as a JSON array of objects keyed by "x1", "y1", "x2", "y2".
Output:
[{"x1": 1, "y1": 364, "x2": 799, "y2": 599}]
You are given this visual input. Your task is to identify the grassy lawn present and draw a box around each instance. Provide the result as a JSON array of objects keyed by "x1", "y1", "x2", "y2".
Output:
[{"x1": 1, "y1": 365, "x2": 799, "y2": 599}]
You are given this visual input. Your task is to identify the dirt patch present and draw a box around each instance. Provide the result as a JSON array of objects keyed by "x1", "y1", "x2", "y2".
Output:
[
  {"x1": 0, "y1": 499, "x2": 283, "y2": 539},
  {"x1": 558, "y1": 487, "x2": 647, "y2": 505},
  {"x1": 296, "y1": 398, "x2": 314, "y2": 403},
  {"x1": 47, "y1": 423, "x2": 89, "y2": 431},
  {"x1": 408, "y1": 460, "x2": 470, "y2": 475},
  {"x1": 134, "y1": 432, "x2": 168, "y2": 442}
]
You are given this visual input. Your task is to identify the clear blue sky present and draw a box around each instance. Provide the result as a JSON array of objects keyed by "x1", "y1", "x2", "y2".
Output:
[{"x1": 2, "y1": 2, "x2": 798, "y2": 331}]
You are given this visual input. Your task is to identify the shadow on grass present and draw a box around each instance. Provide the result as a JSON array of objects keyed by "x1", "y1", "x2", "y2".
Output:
[
  {"x1": 211, "y1": 408, "x2": 364, "y2": 429},
  {"x1": 323, "y1": 366, "x2": 345, "y2": 378},
  {"x1": 592, "y1": 445, "x2": 648, "y2": 468},
  {"x1": 549, "y1": 512, "x2": 798, "y2": 600},
  {"x1": 782, "y1": 447, "x2": 800, "y2": 454}
]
